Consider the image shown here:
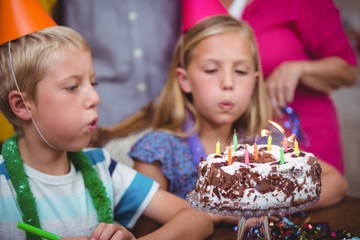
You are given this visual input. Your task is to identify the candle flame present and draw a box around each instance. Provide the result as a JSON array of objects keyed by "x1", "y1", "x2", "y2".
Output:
[
  {"x1": 261, "y1": 121, "x2": 297, "y2": 147},
  {"x1": 286, "y1": 134, "x2": 297, "y2": 148},
  {"x1": 268, "y1": 120, "x2": 285, "y2": 134},
  {"x1": 287, "y1": 134, "x2": 296, "y2": 143},
  {"x1": 261, "y1": 129, "x2": 272, "y2": 137}
]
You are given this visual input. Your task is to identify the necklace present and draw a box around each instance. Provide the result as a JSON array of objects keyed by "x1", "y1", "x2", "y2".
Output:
[{"x1": 2, "y1": 136, "x2": 113, "y2": 240}]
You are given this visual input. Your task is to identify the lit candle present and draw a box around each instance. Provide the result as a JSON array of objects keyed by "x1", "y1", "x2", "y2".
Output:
[
  {"x1": 216, "y1": 138, "x2": 220, "y2": 155},
  {"x1": 280, "y1": 147, "x2": 284, "y2": 165},
  {"x1": 228, "y1": 145, "x2": 232, "y2": 165},
  {"x1": 254, "y1": 142, "x2": 258, "y2": 160},
  {"x1": 283, "y1": 136, "x2": 288, "y2": 152},
  {"x1": 267, "y1": 134, "x2": 272, "y2": 150},
  {"x1": 245, "y1": 145, "x2": 249, "y2": 165},
  {"x1": 233, "y1": 130, "x2": 238, "y2": 151},
  {"x1": 294, "y1": 139, "x2": 299, "y2": 156}
]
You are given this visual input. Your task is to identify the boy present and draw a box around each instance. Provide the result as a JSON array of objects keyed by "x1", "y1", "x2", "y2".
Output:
[{"x1": 0, "y1": 1, "x2": 213, "y2": 239}]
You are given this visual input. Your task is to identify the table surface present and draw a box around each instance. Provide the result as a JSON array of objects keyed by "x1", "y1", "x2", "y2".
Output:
[{"x1": 209, "y1": 196, "x2": 360, "y2": 239}]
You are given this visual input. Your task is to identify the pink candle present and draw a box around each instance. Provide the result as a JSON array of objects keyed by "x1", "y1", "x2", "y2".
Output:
[{"x1": 283, "y1": 136, "x2": 288, "y2": 152}]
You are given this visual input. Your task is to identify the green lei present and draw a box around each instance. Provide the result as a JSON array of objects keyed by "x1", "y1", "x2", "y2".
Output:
[{"x1": 2, "y1": 135, "x2": 113, "y2": 240}]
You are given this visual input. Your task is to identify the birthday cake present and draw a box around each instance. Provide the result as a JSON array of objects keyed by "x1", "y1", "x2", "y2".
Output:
[{"x1": 189, "y1": 143, "x2": 322, "y2": 213}]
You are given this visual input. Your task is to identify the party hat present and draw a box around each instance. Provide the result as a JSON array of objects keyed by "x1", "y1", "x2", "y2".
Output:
[
  {"x1": 182, "y1": 0, "x2": 228, "y2": 32},
  {"x1": 0, "y1": 0, "x2": 57, "y2": 45}
]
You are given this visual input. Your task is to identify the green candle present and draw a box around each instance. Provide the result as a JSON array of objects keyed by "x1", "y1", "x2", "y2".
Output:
[
  {"x1": 280, "y1": 147, "x2": 284, "y2": 165},
  {"x1": 17, "y1": 222, "x2": 61, "y2": 240}
]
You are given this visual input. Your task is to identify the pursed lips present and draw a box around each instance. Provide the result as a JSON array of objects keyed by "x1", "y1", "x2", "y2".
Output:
[
  {"x1": 87, "y1": 117, "x2": 98, "y2": 132},
  {"x1": 218, "y1": 100, "x2": 235, "y2": 111}
]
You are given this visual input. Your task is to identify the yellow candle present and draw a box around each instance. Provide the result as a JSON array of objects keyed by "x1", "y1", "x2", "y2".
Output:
[
  {"x1": 294, "y1": 139, "x2": 299, "y2": 156},
  {"x1": 216, "y1": 138, "x2": 220, "y2": 155},
  {"x1": 267, "y1": 135, "x2": 272, "y2": 150},
  {"x1": 228, "y1": 145, "x2": 232, "y2": 165},
  {"x1": 254, "y1": 142, "x2": 258, "y2": 160}
]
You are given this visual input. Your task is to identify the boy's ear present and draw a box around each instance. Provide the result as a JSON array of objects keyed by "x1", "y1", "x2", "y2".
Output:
[
  {"x1": 8, "y1": 90, "x2": 32, "y2": 120},
  {"x1": 175, "y1": 67, "x2": 192, "y2": 93}
]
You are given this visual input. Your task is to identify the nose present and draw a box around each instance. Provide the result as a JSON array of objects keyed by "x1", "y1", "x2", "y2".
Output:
[
  {"x1": 221, "y1": 72, "x2": 234, "y2": 90},
  {"x1": 87, "y1": 85, "x2": 100, "y2": 109}
]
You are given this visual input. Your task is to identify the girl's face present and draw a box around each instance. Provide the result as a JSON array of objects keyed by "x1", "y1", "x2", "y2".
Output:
[
  {"x1": 29, "y1": 49, "x2": 99, "y2": 151},
  {"x1": 178, "y1": 31, "x2": 258, "y2": 128}
]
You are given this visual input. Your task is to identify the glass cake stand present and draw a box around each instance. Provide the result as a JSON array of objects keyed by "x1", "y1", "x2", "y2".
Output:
[{"x1": 186, "y1": 191, "x2": 320, "y2": 240}]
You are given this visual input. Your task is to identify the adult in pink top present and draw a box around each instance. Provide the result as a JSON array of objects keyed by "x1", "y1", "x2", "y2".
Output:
[{"x1": 225, "y1": 0, "x2": 358, "y2": 174}]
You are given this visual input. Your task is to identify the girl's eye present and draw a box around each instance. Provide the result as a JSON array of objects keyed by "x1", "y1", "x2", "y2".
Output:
[
  {"x1": 66, "y1": 84, "x2": 79, "y2": 91},
  {"x1": 235, "y1": 70, "x2": 248, "y2": 75},
  {"x1": 204, "y1": 69, "x2": 218, "y2": 74},
  {"x1": 91, "y1": 81, "x2": 99, "y2": 87}
]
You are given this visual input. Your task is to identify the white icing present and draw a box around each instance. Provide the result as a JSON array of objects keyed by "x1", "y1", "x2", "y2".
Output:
[{"x1": 194, "y1": 144, "x2": 321, "y2": 211}]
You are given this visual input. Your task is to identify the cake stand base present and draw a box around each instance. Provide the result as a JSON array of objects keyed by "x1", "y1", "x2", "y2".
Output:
[
  {"x1": 236, "y1": 216, "x2": 270, "y2": 240},
  {"x1": 237, "y1": 216, "x2": 247, "y2": 240},
  {"x1": 186, "y1": 191, "x2": 320, "y2": 240}
]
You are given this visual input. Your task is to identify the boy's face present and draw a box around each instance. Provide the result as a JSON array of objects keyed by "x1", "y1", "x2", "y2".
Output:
[
  {"x1": 178, "y1": 31, "x2": 258, "y2": 129},
  {"x1": 28, "y1": 49, "x2": 99, "y2": 151}
]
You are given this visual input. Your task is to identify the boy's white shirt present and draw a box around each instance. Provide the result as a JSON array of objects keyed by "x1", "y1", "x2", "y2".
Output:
[{"x1": 0, "y1": 148, "x2": 159, "y2": 239}]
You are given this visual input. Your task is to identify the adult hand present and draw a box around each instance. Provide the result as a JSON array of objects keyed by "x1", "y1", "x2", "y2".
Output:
[{"x1": 265, "y1": 61, "x2": 305, "y2": 117}]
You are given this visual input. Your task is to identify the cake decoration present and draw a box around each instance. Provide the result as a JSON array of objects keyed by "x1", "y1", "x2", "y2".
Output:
[
  {"x1": 190, "y1": 143, "x2": 321, "y2": 213},
  {"x1": 187, "y1": 122, "x2": 322, "y2": 219}
]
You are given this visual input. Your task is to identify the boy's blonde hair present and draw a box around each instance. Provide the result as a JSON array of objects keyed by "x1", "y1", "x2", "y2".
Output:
[
  {"x1": 152, "y1": 15, "x2": 272, "y2": 137},
  {"x1": 0, "y1": 26, "x2": 90, "y2": 135}
]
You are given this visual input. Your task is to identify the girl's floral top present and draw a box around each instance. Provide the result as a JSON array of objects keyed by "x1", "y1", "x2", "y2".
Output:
[{"x1": 129, "y1": 131, "x2": 199, "y2": 199}]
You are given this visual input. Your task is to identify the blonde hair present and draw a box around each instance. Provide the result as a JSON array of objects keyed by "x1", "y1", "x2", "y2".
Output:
[
  {"x1": 0, "y1": 26, "x2": 90, "y2": 134},
  {"x1": 152, "y1": 15, "x2": 272, "y2": 137}
]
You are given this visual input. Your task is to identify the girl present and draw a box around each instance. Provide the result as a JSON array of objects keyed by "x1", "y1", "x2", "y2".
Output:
[
  {"x1": 130, "y1": 15, "x2": 271, "y2": 200},
  {"x1": 130, "y1": 11, "x2": 348, "y2": 216}
]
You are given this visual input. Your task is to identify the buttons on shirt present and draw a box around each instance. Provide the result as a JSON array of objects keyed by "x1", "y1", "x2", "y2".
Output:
[
  {"x1": 137, "y1": 82, "x2": 147, "y2": 92},
  {"x1": 128, "y1": 11, "x2": 143, "y2": 59},
  {"x1": 133, "y1": 48, "x2": 143, "y2": 58},
  {"x1": 128, "y1": 11, "x2": 138, "y2": 21}
]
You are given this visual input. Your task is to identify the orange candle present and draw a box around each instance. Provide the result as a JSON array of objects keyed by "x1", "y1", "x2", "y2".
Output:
[
  {"x1": 254, "y1": 142, "x2": 258, "y2": 160},
  {"x1": 228, "y1": 145, "x2": 232, "y2": 165}
]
